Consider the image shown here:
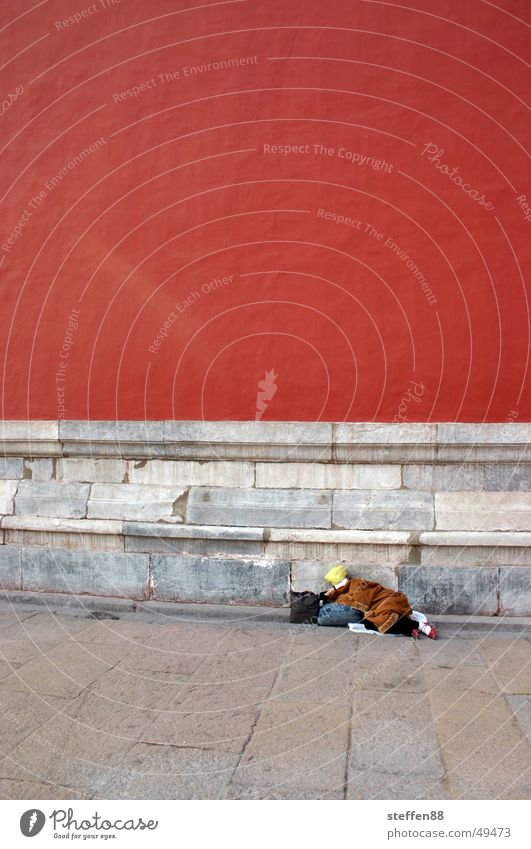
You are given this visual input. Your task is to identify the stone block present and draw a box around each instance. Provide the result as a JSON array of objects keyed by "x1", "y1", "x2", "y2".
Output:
[
  {"x1": 435, "y1": 426, "x2": 530, "y2": 463},
  {"x1": 290, "y1": 560, "x2": 398, "y2": 592},
  {"x1": 435, "y1": 492, "x2": 531, "y2": 531},
  {"x1": 499, "y1": 568, "x2": 531, "y2": 615},
  {"x1": 188, "y1": 487, "x2": 332, "y2": 528},
  {"x1": 125, "y1": 534, "x2": 263, "y2": 557},
  {"x1": 333, "y1": 490, "x2": 433, "y2": 530},
  {"x1": 437, "y1": 445, "x2": 530, "y2": 463},
  {"x1": 268, "y1": 541, "x2": 411, "y2": 564},
  {"x1": 4, "y1": 528, "x2": 124, "y2": 551},
  {"x1": 88, "y1": 483, "x2": 186, "y2": 522},
  {"x1": 60, "y1": 420, "x2": 164, "y2": 443},
  {"x1": 56, "y1": 458, "x2": 127, "y2": 483},
  {"x1": 421, "y1": 544, "x2": 531, "y2": 567},
  {"x1": 484, "y1": 464, "x2": 531, "y2": 491},
  {"x1": 269, "y1": 528, "x2": 411, "y2": 545},
  {"x1": 23, "y1": 459, "x2": 54, "y2": 481},
  {"x1": 150, "y1": 554, "x2": 290, "y2": 604},
  {"x1": 0, "y1": 546, "x2": 22, "y2": 590},
  {"x1": 265, "y1": 529, "x2": 411, "y2": 564},
  {"x1": 255, "y1": 462, "x2": 400, "y2": 489},
  {"x1": 130, "y1": 459, "x2": 253, "y2": 487},
  {"x1": 346, "y1": 563, "x2": 399, "y2": 589},
  {"x1": 0, "y1": 480, "x2": 18, "y2": 515},
  {"x1": 0, "y1": 421, "x2": 59, "y2": 441},
  {"x1": 333, "y1": 424, "x2": 436, "y2": 462},
  {"x1": 419, "y1": 531, "x2": 531, "y2": 568},
  {"x1": 15, "y1": 480, "x2": 89, "y2": 519},
  {"x1": 163, "y1": 421, "x2": 332, "y2": 461},
  {"x1": 0, "y1": 421, "x2": 61, "y2": 457},
  {"x1": 290, "y1": 560, "x2": 328, "y2": 592},
  {"x1": 0, "y1": 459, "x2": 23, "y2": 479},
  {"x1": 123, "y1": 521, "x2": 263, "y2": 540},
  {"x1": 2, "y1": 516, "x2": 122, "y2": 535},
  {"x1": 60, "y1": 420, "x2": 164, "y2": 458},
  {"x1": 398, "y1": 565, "x2": 498, "y2": 615},
  {"x1": 403, "y1": 464, "x2": 486, "y2": 491},
  {"x1": 334, "y1": 423, "x2": 436, "y2": 444},
  {"x1": 164, "y1": 420, "x2": 331, "y2": 445},
  {"x1": 21, "y1": 548, "x2": 148, "y2": 597},
  {"x1": 437, "y1": 423, "x2": 531, "y2": 444},
  {"x1": 419, "y1": 531, "x2": 531, "y2": 547}
]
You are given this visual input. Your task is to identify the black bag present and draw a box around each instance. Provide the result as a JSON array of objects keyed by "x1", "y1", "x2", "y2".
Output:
[{"x1": 289, "y1": 590, "x2": 320, "y2": 624}]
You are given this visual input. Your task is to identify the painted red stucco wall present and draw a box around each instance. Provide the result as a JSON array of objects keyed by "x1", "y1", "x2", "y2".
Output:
[{"x1": 1, "y1": 0, "x2": 529, "y2": 421}]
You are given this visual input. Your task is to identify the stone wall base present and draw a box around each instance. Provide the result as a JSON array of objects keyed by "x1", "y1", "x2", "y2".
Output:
[{"x1": 1, "y1": 421, "x2": 529, "y2": 614}]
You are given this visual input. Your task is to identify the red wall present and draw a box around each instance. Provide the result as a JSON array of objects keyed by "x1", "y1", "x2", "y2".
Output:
[{"x1": 1, "y1": 0, "x2": 529, "y2": 421}]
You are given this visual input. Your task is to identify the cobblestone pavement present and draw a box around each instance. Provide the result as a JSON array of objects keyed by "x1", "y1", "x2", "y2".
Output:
[{"x1": 0, "y1": 603, "x2": 529, "y2": 800}]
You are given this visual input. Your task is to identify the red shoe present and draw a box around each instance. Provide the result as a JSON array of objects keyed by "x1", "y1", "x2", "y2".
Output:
[
  {"x1": 411, "y1": 628, "x2": 420, "y2": 639},
  {"x1": 419, "y1": 621, "x2": 437, "y2": 639}
]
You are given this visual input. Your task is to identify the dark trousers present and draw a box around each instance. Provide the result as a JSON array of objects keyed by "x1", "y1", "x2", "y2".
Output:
[{"x1": 362, "y1": 615, "x2": 417, "y2": 636}]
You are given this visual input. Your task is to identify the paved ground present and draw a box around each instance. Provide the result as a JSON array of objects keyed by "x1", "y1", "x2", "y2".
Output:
[{"x1": 0, "y1": 600, "x2": 529, "y2": 800}]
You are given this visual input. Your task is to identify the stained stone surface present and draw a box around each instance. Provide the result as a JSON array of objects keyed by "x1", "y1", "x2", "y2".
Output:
[{"x1": 0, "y1": 603, "x2": 528, "y2": 800}]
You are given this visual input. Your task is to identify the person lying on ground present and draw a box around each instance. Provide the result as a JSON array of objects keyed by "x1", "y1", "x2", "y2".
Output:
[{"x1": 321, "y1": 565, "x2": 437, "y2": 639}]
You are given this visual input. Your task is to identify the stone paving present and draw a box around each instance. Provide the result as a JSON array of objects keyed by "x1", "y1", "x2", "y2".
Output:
[{"x1": 0, "y1": 604, "x2": 529, "y2": 800}]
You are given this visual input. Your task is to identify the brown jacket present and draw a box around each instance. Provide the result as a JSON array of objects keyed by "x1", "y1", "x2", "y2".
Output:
[{"x1": 326, "y1": 578, "x2": 412, "y2": 633}]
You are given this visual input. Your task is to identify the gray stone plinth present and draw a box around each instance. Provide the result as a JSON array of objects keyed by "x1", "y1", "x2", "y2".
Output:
[
  {"x1": 499, "y1": 568, "x2": 531, "y2": 616},
  {"x1": 150, "y1": 555, "x2": 290, "y2": 604},
  {"x1": 398, "y1": 565, "x2": 499, "y2": 615},
  {"x1": 0, "y1": 419, "x2": 528, "y2": 612},
  {"x1": 291, "y1": 560, "x2": 398, "y2": 592},
  {"x1": 0, "y1": 546, "x2": 22, "y2": 590},
  {"x1": 21, "y1": 548, "x2": 148, "y2": 597}
]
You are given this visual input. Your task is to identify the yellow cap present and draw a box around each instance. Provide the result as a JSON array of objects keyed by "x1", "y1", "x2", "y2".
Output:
[{"x1": 324, "y1": 565, "x2": 347, "y2": 585}]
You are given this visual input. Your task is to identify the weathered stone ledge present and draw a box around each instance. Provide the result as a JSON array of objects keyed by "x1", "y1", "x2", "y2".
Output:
[
  {"x1": 4, "y1": 516, "x2": 527, "y2": 547},
  {"x1": 1, "y1": 517, "x2": 528, "y2": 567},
  {"x1": 0, "y1": 420, "x2": 529, "y2": 462}
]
